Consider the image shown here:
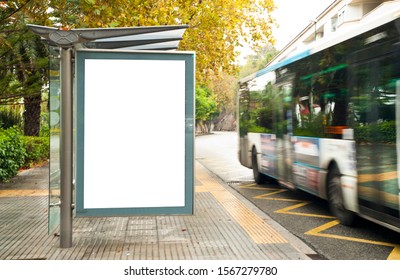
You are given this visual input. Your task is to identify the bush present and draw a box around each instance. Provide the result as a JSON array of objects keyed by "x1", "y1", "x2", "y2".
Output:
[
  {"x1": 377, "y1": 121, "x2": 396, "y2": 143},
  {"x1": 355, "y1": 121, "x2": 396, "y2": 144},
  {"x1": 0, "y1": 127, "x2": 26, "y2": 181},
  {"x1": 22, "y1": 136, "x2": 49, "y2": 168},
  {"x1": 0, "y1": 106, "x2": 23, "y2": 129},
  {"x1": 40, "y1": 112, "x2": 50, "y2": 137}
]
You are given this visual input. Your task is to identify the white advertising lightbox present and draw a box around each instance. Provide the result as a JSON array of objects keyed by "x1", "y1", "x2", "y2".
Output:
[{"x1": 75, "y1": 49, "x2": 195, "y2": 216}]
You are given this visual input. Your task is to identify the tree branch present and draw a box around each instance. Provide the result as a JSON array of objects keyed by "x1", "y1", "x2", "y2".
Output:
[{"x1": 0, "y1": 0, "x2": 32, "y2": 24}]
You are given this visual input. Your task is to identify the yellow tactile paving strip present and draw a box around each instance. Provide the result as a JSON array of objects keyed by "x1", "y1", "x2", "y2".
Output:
[
  {"x1": 0, "y1": 189, "x2": 48, "y2": 197},
  {"x1": 196, "y1": 164, "x2": 287, "y2": 244}
]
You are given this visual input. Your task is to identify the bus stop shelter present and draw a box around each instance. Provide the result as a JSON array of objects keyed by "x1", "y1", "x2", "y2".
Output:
[{"x1": 28, "y1": 24, "x2": 195, "y2": 248}]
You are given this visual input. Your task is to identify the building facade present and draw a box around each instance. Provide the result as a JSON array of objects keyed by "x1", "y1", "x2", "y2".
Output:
[{"x1": 272, "y1": 0, "x2": 396, "y2": 63}]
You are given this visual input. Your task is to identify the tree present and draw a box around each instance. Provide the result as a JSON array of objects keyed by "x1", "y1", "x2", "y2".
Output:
[
  {"x1": 0, "y1": 1, "x2": 49, "y2": 136},
  {"x1": 1, "y1": 0, "x2": 277, "y2": 135},
  {"x1": 73, "y1": 0, "x2": 276, "y2": 84},
  {"x1": 239, "y1": 44, "x2": 278, "y2": 78},
  {"x1": 195, "y1": 85, "x2": 218, "y2": 133},
  {"x1": 61, "y1": 0, "x2": 277, "y2": 132}
]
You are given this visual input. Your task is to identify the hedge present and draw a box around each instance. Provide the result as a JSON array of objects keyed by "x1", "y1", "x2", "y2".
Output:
[
  {"x1": 22, "y1": 135, "x2": 49, "y2": 169},
  {"x1": 354, "y1": 121, "x2": 396, "y2": 144},
  {"x1": 0, "y1": 127, "x2": 49, "y2": 182},
  {"x1": 0, "y1": 127, "x2": 26, "y2": 181}
]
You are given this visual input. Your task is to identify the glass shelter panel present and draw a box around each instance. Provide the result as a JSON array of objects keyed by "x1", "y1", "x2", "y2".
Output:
[{"x1": 48, "y1": 46, "x2": 61, "y2": 233}]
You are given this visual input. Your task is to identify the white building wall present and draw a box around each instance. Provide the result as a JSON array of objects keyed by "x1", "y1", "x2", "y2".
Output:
[{"x1": 269, "y1": 0, "x2": 390, "y2": 64}]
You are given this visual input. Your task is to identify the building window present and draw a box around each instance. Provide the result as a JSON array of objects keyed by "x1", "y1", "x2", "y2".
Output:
[
  {"x1": 331, "y1": 16, "x2": 338, "y2": 32},
  {"x1": 337, "y1": 8, "x2": 345, "y2": 26}
]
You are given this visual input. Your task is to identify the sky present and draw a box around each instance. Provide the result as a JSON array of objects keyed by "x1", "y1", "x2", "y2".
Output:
[
  {"x1": 272, "y1": 0, "x2": 335, "y2": 50},
  {"x1": 238, "y1": 0, "x2": 335, "y2": 62}
]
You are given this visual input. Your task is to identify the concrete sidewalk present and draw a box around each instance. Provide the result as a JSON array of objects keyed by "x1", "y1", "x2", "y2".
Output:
[{"x1": 0, "y1": 161, "x2": 316, "y2": 260}]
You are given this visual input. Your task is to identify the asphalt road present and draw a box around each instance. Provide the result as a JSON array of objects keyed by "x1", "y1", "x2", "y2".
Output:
[{"x1": 195, "y1": 131, "x2": 400, "y2": 260}]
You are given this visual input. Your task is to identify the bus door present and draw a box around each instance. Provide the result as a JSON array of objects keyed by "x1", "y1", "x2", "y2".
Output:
[
  {"x1": 276, "y1": 80, "x2": 294, "y2": 188},
  {"x1": 350, "y1": 48, "x2": 400, "y2": 227}
]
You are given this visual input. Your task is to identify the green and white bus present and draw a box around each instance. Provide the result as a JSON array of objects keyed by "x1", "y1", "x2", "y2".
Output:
[{"x1": 238, "y1": 4, "x2": 400, "y2": 231}]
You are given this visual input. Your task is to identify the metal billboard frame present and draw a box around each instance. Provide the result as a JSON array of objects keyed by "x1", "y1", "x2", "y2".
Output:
[{"x1": 75, "y1": 49, "x2": 195, "y2": 217}]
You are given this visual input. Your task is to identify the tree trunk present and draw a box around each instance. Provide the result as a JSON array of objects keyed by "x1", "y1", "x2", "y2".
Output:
[{"x1": 23, "y1": 93, "x2": 41, "y2": 136}]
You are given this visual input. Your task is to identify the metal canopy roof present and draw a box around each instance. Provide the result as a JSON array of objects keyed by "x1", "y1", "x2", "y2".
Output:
[{"x1": 27, "y1": 24, "x2": 188, "y2": 50}]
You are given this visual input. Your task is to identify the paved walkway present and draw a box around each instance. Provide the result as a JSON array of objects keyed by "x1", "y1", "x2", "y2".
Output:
[{"x1": 0, "y1": 161, "x2": 316, "y2": 260}]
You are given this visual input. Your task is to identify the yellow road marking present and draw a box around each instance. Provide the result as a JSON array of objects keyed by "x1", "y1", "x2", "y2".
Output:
[
  {"x1": 241, "y1": 186, "x2": 292, "y2": 199},
  {"x1": 254, "y1": 190, "x2": 301, "y2": 202},
  {"x1": 247, "y1": 183, "x2": 400, "y2": 260},
  {"x1": 358, "y1": 171, "x2": 398, "y2": 183},
  {"x1": 0, "y1": 189, "x2": 48, "y2": 197},
  {"x1": 305, "y1": 220, "x2": 400, "y2": 260},
  {"x1": 387, "y1": 246, "x2": 400, "y2": 260},
  {"x1": 240, "y1": 183, "x2": 258, "y2": 188},
  {"x1": 254, "y1": 189, "x2": 288, "y2": 198},
  {"x1": 275, "y1": 202, "x2": 335, "y2": 219},
  {"x1": 305, "y1": 219, "x2": 389, "y2": 245},
  {"x1": 196, "y1": 164, "x2": 287, "y2": 244},
  {"x1": 250, "y1": 187, "x2": 335, "y2": 218}
]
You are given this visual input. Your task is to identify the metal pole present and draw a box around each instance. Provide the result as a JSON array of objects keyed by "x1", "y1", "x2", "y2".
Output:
[{"x1": 60, "y1": 48, "x2": 73, "y2": 248}]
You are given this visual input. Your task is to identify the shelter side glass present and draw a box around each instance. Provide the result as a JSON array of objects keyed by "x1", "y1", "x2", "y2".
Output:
[{"x1": 48, "y1": 46, "x2": 61, "y2": 234}]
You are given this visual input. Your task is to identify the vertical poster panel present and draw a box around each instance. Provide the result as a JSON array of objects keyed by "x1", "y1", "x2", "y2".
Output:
[{"x1": 75, "y1": 50, "x2": 195, "y2": 216}]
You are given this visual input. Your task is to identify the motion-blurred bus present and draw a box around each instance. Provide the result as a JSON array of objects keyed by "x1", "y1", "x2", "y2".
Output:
[{"x1": 238, "y1": 4, "x2": 400, "y2": 232}]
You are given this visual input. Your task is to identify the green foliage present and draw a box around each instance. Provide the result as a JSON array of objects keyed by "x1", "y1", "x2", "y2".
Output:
[
  {"x1": 61, "y1": 0, "x2": 276, "y2": 84},
  {"x1": 239, "y1": 82, "x2": 287, "y2": 136},
  {"x1": 0, "y1": 126, "x2": 49, "y2": 181},
  {"x1": 39, "y1": 112, "x2": 50, "y2": 137},
  {"x1": 354, "y1": 121, "x2": 396, "y2": 144},
  {"x1": 0, "y1": 127, "x2": 26, "y2": 181},
  {"x1": 0, "y1": 106, "x2": 23, "y2": 129},
  {"x1": 239, "y1": 44, "x2": 278, "y2": 78},
  {"x1": 377, "y1": 121, "x2": 396, "y2": 143},
  {"x1": 354, "y1": 124, "x2": 370, "y2": 143},
  {"x1": 293, "y1": 114, "x2": 325, "y2": 137},
  {"x1": 2, "y1": 1, "x2": 277, "y2": 137},
  {"x1": 21, "y1": 135, "x2": 49, "y2": 168},
  {"x1": 195, "y1": 86, "x2": 218, "y2": 122},
  {"x1": 195, "y1": 85, "x2": 219, "y2": 133},
  {"x1": 1, "y1": 2, "x2": 49, "y2": 136},
  {"x1": 247, "y1": 123, "x2": 270, "y2": 134}
]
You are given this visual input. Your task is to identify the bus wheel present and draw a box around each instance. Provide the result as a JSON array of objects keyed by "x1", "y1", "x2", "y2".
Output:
[
  {"x1": 252, "y1": 147, "x2": 266, "y2": 184},
  {"x1": 327, "y1": 165, "x2": 356, "y2": 226}
]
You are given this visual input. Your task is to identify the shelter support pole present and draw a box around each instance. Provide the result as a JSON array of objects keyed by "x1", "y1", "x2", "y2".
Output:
[{"x1": 60, "y1": 48, "x2": 73, "y2": 248}]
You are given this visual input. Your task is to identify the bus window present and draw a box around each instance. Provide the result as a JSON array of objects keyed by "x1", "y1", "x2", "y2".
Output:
[
  {"x1": 350, "y1": 52, "x2": 400, "y2": 222},
  {"x1": 241, "y1": 80, "x2": 281, "y2": 135},
  {"x1": 238, "y1": 85, "x2": 250, "y2": 137},
  {"x1": 294, "y1": 62, "x2": 348, "y2": 138}
]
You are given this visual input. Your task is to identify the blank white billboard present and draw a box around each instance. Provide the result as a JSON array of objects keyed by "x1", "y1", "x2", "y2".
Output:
[{"x1": 75, "y1": 50, "x2": 194, "y2": 216}]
